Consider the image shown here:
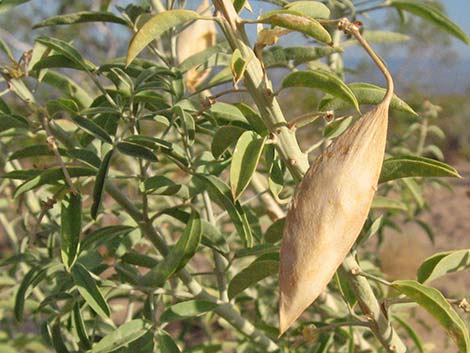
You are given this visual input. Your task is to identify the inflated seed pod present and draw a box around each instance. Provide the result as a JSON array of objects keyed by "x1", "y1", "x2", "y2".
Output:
[
  {"x1": 279, "y1": 19, "x2": 395, "y2": 336},
  {"x1": 177, "y1": 0, "x2": 216, "y2": 93}
]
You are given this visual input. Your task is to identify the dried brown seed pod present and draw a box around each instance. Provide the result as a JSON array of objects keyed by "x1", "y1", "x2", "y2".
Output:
[
  {"x1": 177, "y1": 0, "x2": 216, "y2": 93},
  {"x1": 279, "y1": 19, "x2": 395, "y2": 336}
]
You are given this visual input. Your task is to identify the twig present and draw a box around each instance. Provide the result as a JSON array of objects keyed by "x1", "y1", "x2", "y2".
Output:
[{"x1": 41, "y1": 115, "x2": 78, "y2": 194}]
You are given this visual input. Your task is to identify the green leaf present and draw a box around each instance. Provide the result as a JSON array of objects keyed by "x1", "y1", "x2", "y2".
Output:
[
  {"x1": 371, "y1": 196, "x2": 407, "y2": 211},
  {"x1": 117, "y1": 141, "x2": 157, "y2": 162},
  {"x1": 392, "y1": 315, "x2": 424, "y2": 353},
  {"x1": 127, "y1": 10, "x2": 200, "y2": 65},
  {"x1": 379, "y1": 155, "x2": 461, "y2": 183},
  {"x1": 281, "y1": 70, "x2": 360, "y2": 112},
  {"x1": 33, "y1": 11, "x2": 128, "y2": 28},
  {"x1": 230, "y1": 131, "x2": 266, "y2": 200},
  {"x1": 0, "y1": 0, "x2": 31, "y2": 13},
  {"x1": 234, "y1": 103, "x2": 267, "y2": 135},
  {"x1": 390, "y1": 0, "x2": 470, "y2": 44},
  {"x1": 209, "y1": 102, "x2": 248, "y2": 123},
  {"x1": 33, "y1": 54, "x2": 92, "y2": 71},
  {"x1": 121, "y1": 251, "x2": 159, "y2": 268},
  {"x1": 61, "y1": 192, "x2": 82, "y2": 269},
  {"x1": 0, "y1": 114, "x2": 29, "y2": 131},
  {"x1": 211, "y1": 125, "x2": 245, "y2": 159},
  {"x1": 228, "y1": 260, "x2": 279, "y2": 299},
  {"x1": 8, "y1": 144, "x2": 57, "y2": 160},
  {"x1": 284, "y1": 1, "x2": 331, "y2": 19},
  {"x1": 66, "y1": 148, "x2": 101, "y2": 169},
  {"x1": 259, "y1": 10, "x2": 331, "y2": 43},
  {"x1": 14, "y1": 167, "x2": 96, "y2": 198},
  {"x1": 71, "y1": 263, "x2": 110, "y2": 319},
  {"x1": 142, "y1": 211, "x2": 202, "y2": 287},
  {"x1": 41, "y1": 71, "x2": 93, "y2": 108},
  {"x1": 91, "y1": 149, "x2": 113, "y2": 220},
  {"x1": 51, "y1": 321, "x2": 70, "y2": 353},
  {"x1": 91, "y1": 319, "x2": 147, "y2": 353},
  {"x1": 36, "y1": 37, "x2": 96, "y2": 71},
  {"x1": 417, "y1": 250, "x2": 470, "y2": 284},
  {"x1": 264, "y1": 218, "x2": 285, "y2": 244},
  {"x1": 143, "y1": 175, "x2": 181, "y2": 195},
  {"x1": 178, "y1": 42, "x2": 229, "y2": 72},
  {"x1": 319, "y1": 82, "x2": 417, "y2": 116},
  {"x1": 157, "y1": 331, "x2": 181, "y2": 353},
  {"x1": 402, "y1": 177, "x2": 424, "y2": 208},
  {"x1": 194, "y1": 175, "x2": 253, "y2": 247},
  {"x1": 160, "y1": 300, "x2": 218, "y2": 322},
  {"x1": 73, "y1": 116, "x2": 113, "y2": 144},
  {"x1": 14, "y1": 267, "x2": 46, "y2": 321},
  {"x1": 262, "y1": 45, "x2": 342, "y2": 68},
  {"x1": 73, "y1": 303, "x2": 91, "y2": 350},
  {"x1": 230, "y1": 48, "x2": 248, "y2": 86},
  {"x1": 392, "y1": 280, "x2": 470, "y2": 353},
  {"x1": 81, "y1": 225, "x2": 135, "y2": 250},
  {"x1": 323, "y1": 115, "x2": 353, "y2": 139}
]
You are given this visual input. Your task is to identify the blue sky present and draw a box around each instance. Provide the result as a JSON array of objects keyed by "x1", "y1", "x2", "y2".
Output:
[{"x1": 439, "y1": 1, "x2": 470, "y2": 58}]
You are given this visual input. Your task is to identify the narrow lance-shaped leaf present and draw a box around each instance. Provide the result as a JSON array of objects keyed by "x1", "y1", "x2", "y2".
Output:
[
  {"x1": 33, "y1": 11, "x2": 128, "y2": 28},
  {"x1": 194, "y1": 175, "x2": 253, "y2": 247},
  {"x1": 392, "y1": 315, "x2": 425, "y2": 353},
  {"x1": 417, "y1": 249, "x2": 470, "y2": 284},
  {"x1": 319, "y1": 82, "x2": 417, "y2": 116},
  {"x1": 117, "y1": 141, "x2": 157, "y2": 162},
  {"x1": 61, "y1": 192, "x2": 82, "y2": 269},
  {"x1": 36, "y1": 37, "x2": 96, "y2": 71},
  {"x1": 90, "y1": 319, "x2": 147, "y2": 353},
  {"x1": 230, "y1": 131, "x2": 266, "y2": 200},
  {"x1": 13, "y1": 167, "x2": 96, "y2": 198},
  {"x1": 379, "y1": 155, "x2": 461, "y2": 183},
  {"x1": 392, "y1": 280, "x2": 470, "y2": 353},
  {"x1": 284, "y1": 1, "x2": 331, "y2": 19},
  {"x1": 71, "y1": 263, "x2": 110, "y2": 319},
  {"x1": 281, "y1": 70, "x2": 360, "y2": 112},
  {"x1": 73, "y1": 303, "x2": 91, "y2": 350},
  {"x1": 160, "y1": 300, "x2": 218, "y2": 322},
  {"x1": 211, "y1": 125, "x2": 245, "y2": 159},
  {"x1": 390, "y1": 0, "x2": 470, "y2": 44},
  {"x1": 0, "y1": 0, "x2": 31, "y2": 13},
  {"x1": 228, "y1": 260, "x2": 279, "y2": 299},
  {"x1": 259, "y1": 10, "x2": 331, "y2": 44},
  {"x1": 157, "y1": 331, "x2": 181, "y2": 353},
  {"x1": 14, "y1": 267, "x2": 46, "y2": 321},
  {"x1": 73, "y1": 116, "x2": 113, "y2": 144},
  {"x1": 51, "y1": 321, "x2": 70, "y2": 353},
  {"x1": 142, "y1": 211, "x2": 202, "y2": 287},
  {"x1": 91, "y1": 149, "x2": 113, "y2": 220},
  {"x1": 127, "y1": 10, "x2": 200, "y2": 65}
]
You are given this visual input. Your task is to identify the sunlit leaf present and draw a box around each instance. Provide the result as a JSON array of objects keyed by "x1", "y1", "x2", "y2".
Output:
[
  {"x1": 319, "y1": 82, "x2": 417, "y2": 116},
  {"x1": 160, "y1": 300, "x2": 218, "y2": 322},
  {"x1": 379, "y1": 155, "x2": 460, "y2": 183},
  {"x1": 127, "y1": 10, "x2": 200, "y2": 65},
  {"x1": 34, "y1": 11, "x2": 128, "y2": 28},
  {"x1": 230, "y1": 131, "x2": 266, "y2": 200},
  {"x1": 281, "y1": 70, "x2": 360, "y2": 112},
  {"x1": 417, "y1": 250, "x2": 470, "y2": 284},
  {"x1": 259, "y1": 10, "x2": 331, "y2": 43},
  {"x1": 71, "y1": 263, "x2": 110, "y2": 319},
  {"x1": 390, "y1": 0, "x2": 470, "y2": 44},
  {"x1": 392, "y1": 280, "x2": 470, "y2": 353},
  {"x1": 91, "y1": 319, "x2": 147, "y2": 353},
  {"x1": 284, "y1": 1, "x2": 331, "y2": 19}
]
